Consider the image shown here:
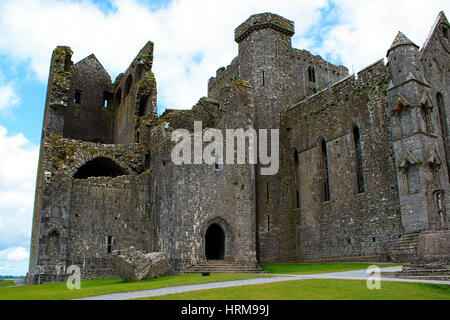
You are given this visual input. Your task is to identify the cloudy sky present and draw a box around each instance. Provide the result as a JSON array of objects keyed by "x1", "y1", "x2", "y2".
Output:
[{"x1": 0, "y1": 0, "x2": 448, "y2": 276}]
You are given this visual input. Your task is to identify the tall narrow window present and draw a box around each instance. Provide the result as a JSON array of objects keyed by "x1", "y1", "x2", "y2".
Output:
[
  {"x1": 266, "y1": 182, "x2": 269, "y2": 203},
  {"x1": 320, "y1": 139, "x2": 330, "y2": 202},
  {"x1": 262, "y1": 70, "x2": 265, "y2": 87},
  {"x1": 106, "y1": 236, "x2": 113, "y2": 254},
  {"x1": 74, "y1": 90, "x2": 81, "y2": 104},
  {"x1": 353, "y1": 126, "x2": 365, "y2": 194},
  {"x1": 103, "y1": 91, "x2": 113, "y2": 108},
  {"x1": 145, "y1": 153, "x2": 151, "y2": 170},
  {"x1": 267, "y1": 215, "x2": 270, "y2": 232},
  {"x1": 437, "y1": 92, "x2": 450, "y2": 183},
  {"x1": 424, "y1": 108, "x2": 434, "y2": 134},
  {"x1": 308, "y1": 66, "x2": 316, "y2": 83}
]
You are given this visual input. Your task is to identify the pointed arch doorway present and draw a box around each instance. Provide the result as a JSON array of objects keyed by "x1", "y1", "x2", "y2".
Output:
[{"x1": 205, "y1": 223, "x2": 225, "y2": 260}]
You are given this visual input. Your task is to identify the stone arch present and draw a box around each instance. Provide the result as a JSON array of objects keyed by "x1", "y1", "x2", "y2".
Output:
[
  {"x1": 72, "y1": 156, "x2": 127, "y2": 179},
  {"x1": 201, "y1": 217, "x2": 232, "y2": 261}
]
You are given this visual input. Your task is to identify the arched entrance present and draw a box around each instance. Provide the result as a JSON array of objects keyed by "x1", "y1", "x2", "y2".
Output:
[{"x1": 205, "y1": 223, "x2": 225, "y2": 260}]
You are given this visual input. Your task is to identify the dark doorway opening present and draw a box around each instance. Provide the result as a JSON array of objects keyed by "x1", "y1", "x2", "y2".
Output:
[{"x1": 205, "y1": 223, "x2": 225, "y2": 260}]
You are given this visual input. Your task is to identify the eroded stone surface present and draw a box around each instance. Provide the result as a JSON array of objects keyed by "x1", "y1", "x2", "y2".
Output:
[{"x1": 113, "y1": 247, "x2": 169, "y2": 282}]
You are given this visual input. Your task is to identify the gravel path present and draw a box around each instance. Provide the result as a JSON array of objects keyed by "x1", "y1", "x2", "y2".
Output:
[{"x1": 75, "y1": 267, "x2": 450, "y2": 300}]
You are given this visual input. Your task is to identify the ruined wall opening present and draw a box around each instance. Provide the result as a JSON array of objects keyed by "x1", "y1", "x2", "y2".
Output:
[
  {"x1": 74, "y1": 90, "x2": 81, "y2": 104},
  {"x1": 73, "y1": 157, "x2": 126, "y2": 179},
  {"x1": 352, "y1": 125, "x2": 365, "y2": 194},
  {"x1": 205, "y1": 223, "x2": 225, "y2": 260},
  {"x1": 138, "y1": 95, "x2": 148, "y2": 117},
  {"x1": 320, "y1": 138, "x2": 331, "y2": 202},
  {"x1": 103, "y1": 91, "x2": 113, "y2": 108},
  {"x1": 437, "y1": 92, "x2": 450, "y2": 182}
]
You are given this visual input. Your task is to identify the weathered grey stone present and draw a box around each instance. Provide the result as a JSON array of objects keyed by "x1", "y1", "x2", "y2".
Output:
[
  {"x1": 112, "y1": 247, "x2": 169, "y2": 282},
  {"x1": 26, "y1": 11, "x2": 449, "y2": 284}
]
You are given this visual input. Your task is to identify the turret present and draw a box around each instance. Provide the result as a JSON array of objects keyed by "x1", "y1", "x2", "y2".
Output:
[{"x1": 387, "y1": 32, "x2": 426, "y2": 86}]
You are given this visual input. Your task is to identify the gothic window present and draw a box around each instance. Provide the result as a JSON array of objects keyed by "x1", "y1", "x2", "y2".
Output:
[
  {"x1": 437, "y1": 92, "x2": 450, "y2": 183},
  {"x1": 353, "y1": 126, "x2": 365, "y2": 194},
  {"x1": 319, "y1": 138, "x2": 330, "y2": 202},
  {"x1": 48, "y1": 231, "x2": 59, "y2": 256},
  {"x1": 293, "y1": 149, "x2": 300, "y2": 208},
  {"x1": 73, "y1": 157, "x2": 126, "y2": 179},
  {"x1": 423, "y1": 108, "x2": 434, "y2": 134},
  {"x1": 434, "y1": 191, "x2": 447, "y2": 229}
]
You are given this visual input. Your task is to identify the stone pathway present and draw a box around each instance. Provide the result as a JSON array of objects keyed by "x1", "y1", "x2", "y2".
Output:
[{"x1": 75, "y1": 266, "x2": 450, "y2": 300}]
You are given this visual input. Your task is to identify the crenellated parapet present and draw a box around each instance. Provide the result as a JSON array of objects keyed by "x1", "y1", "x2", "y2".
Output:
[{"x1": 235, "y1": 12, "x2": 294, "y2": 43}]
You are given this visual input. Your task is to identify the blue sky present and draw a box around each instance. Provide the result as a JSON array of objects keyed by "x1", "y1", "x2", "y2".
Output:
[{"x1": 0, "y1": 0, "x2": 448, "y2": 276}]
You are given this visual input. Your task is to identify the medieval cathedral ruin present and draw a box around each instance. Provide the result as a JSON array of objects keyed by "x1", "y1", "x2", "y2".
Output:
[{"x1": 27, "y1": 12, "x2": 449, "y2": 283}]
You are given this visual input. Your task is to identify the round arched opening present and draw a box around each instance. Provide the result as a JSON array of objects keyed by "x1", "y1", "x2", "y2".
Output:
[
  {"x1": 205, "y1": 223, "x2": 225, "y2": 260},
  {"x1": 73, "y1": 157, "x2": 126, "y2": 179}
]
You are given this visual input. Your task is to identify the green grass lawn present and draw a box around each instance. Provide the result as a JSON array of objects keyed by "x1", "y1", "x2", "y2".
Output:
[
  {"x1": 0, "y1": 280, "x2": 14, "y2": 288},
  {"x1": 140, "y1": 279, "x2": 450, "y2": 300},
  {"x1": 0, "y1": 273, "x2": 268, "y2": 300},
  {"x1": 261, "y1": 263, "x2": 402, "y2": 274}
]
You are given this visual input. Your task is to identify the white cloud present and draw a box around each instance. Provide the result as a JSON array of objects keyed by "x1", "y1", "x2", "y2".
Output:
[
  {"x1": 0, "y1": 0, "x2": 448, "y2": 110},
  {"x1": 313, "y1": 0, "x2": 450, "y2": 72},
  {"x1": 6, "y1": 247, "x2": 29, "y2": 262},
  {"x1": 0, "y1": 0, "x2": 328, "y2": 109},
  {"x1": 0, "y1": 82, "x2": 19, "y2": 113},
  {"x1": 0, "y1": 125, "x2": 38, "y2": 251}
]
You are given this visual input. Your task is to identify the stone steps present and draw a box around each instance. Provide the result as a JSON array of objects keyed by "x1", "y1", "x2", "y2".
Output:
[
  {"x1": 391, "y1": 232, "x2": 421, "y2": 262},
  {"x1": 187, "y1": 260, "x2": 265, "y2": 274}
]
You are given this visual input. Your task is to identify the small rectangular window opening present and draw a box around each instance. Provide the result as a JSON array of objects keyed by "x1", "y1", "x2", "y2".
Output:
[{"x1": 106, "y1": 236, "x2": 113, "y2": 253}]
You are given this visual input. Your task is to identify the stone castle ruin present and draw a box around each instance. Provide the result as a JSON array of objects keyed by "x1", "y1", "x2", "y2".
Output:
[{"x1": 27, "y1": 12, "x2": 449, "y2": 283}]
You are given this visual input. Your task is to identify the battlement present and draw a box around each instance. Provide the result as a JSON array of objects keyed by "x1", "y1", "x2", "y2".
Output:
[{"x1": 234, "y1": 12, "x2": 295, "y2": 43}]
